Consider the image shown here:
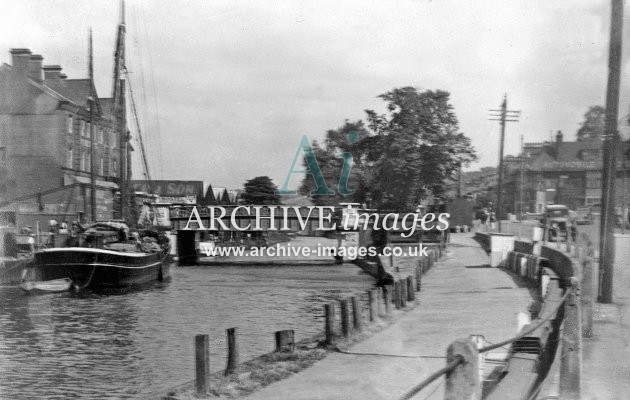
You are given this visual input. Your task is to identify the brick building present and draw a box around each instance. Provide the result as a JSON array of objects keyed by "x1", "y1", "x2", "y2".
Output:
[
  {"x1": 0, "y1": 48, "x2": 127, "y2": 228},
  {"x1": 502, "y1": 130, "x2": 630, "y2": 215}
]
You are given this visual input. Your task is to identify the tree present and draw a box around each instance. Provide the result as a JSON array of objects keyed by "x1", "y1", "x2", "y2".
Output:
[
  {"x1": 576, "y1": 106, "x2": 605, "y2": 141},
  {"x1": 299, "y1": 87, "x2": 477, "y2": 210},
  {"x1": 241, "y1": 176, "x2": 281, "y2": 205},
  {"x1": 299, "y1": 121, "x2": 370, "y2": 206},
  {"x1": 364, "y1": 87, "x2": 476, "y2": 210}
]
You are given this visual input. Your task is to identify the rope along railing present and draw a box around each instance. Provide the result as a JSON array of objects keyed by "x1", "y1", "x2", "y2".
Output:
[
  {"x1": 478, "y1": 289, "x2": 570, "y2": 353},
  {"x1": 398, "y1": 356, "x2": 464, "y2": 400},
  {"x1": 397, "y1": 288, "x2": 571, "y2": 400}
]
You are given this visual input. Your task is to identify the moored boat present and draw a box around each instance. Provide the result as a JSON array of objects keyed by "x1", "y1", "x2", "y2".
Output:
[{"x1": 20, "y1": 222, "x2": 170, "y2": 292}]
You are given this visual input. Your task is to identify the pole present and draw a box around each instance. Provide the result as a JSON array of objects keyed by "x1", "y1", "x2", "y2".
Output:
[
  {"x1": 599, "y1": 0, "x2": 623, "y2": 304},
  {"x1": 88, "y1": 29, "x2": 96, "y2": 223},
  {"x1": 497, "y1": 95, "x2": 507, "y2": 231},
  {"x1": 520, "y1": 135, "x2": 524, "y2": 221}
]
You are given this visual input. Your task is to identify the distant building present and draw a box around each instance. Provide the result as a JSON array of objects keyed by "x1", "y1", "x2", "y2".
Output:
[
  {"x1": 0, "y1": 48, "x2": 128, "y2": 227},
  {"x1": 503, "y1": 131, "x2": 630, "y2": 214}
]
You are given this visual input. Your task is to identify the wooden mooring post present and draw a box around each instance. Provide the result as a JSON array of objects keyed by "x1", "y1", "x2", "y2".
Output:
[
  {"x1": 195, "y1": 334, "x2": 210, "y2": 396},
  {"x1": 383, "y1": 285, "x2": 392, "y2": 314},
  {"x1": 225, "y1": 327, "x2": 239, "y2": 376},
  {"x1": 415, "y1": 264, "x2": 422, "y2": 292},
  {"x1": 393, "y1": 281, "x2": 401, "y2": 309},
  {"x1": 376, "y1": 287, "x2": 384, "y2": 317},
  {"x1": 368, "y1": 289, "x2": 377, "y2": 321},
  {"x1": 445, "y1": 338, "x2": 481, "y2": 400},
  {"x1": 400, "y1": 279, "x2": 407, "y2": 308},
  {"x1": 351, "y1": 296, "x2": 362, "y2": 331},
  {"x1": 324, "y1": 303, "x2": 335, "y2": 345},
  {"x1": 340, "y1": 298, "x2": 351, "y2": 337},
  {"x1": 275, "y1": 330, "x2": 295, "y2": 353},
  {"x1": 406, "y1": 276, "x2": 415, "y2": 301}
]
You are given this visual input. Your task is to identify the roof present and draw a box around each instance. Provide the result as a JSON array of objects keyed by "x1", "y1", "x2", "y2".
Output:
[
  {"x1": 45, "y1": 79, "x2": 93, "y2": 108},
  {"x1": 555, "y1": 139, "x2": 602, "y2": 161}
]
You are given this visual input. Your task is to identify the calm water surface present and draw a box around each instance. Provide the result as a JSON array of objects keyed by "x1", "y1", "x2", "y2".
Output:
[{"x1": 0, "y1": 263, "x2": 375, "y2": 399}]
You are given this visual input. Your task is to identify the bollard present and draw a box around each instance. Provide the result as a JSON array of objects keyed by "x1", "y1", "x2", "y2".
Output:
[
  {"x1": 324, "y1": 303, "x2": 335, "y2": 345},
  {"x1": 415, "y1": 264, "x2": 422, "y2": 292},
  {"x1": 582, "y1": 258, "x2": 594, "y2": 338},
  {"x1": 445, "y1": 338, "x2": 481, "y2": 400},
  {"x1": 368, "y1": 289, "x2": 377, "y2": 322},
  {"x1": 225, "y1": 327, "x2": 239, "y2": 376},
  {"x1": 393, "y1": 281, "x2": 401, "y2": 309},
  {"x1": 406, "y1": 276, "x2": 415, "y2": 301},
  {"x1": 559, "y1": 278, "x2": 581, "y2": 399},
  {"x1": 275, "y1": 330, "x2": 295, "y2": 353},
  {"x1": 340, "y1": 298, "x2": 351, "y2": 337},
  {"x1": 428, "y1": 256, "x2": 434, "y2": 270},
  {"x1": 376, "y1": 287, "x2": 384, "y2": 317},
  {"x1": 400, "y1": 279, "x2": 407, "y2": 308},
  {"x1": 195, "y1": 334, "x2": 210, "y2": 396},
  {"x1": 469, "y1": 335, "x2": 486, "y2": 385},
  {"x1": 383, "y1": 285, "x2": 392, "y2": 314},
  {"x1": 351, "y1": 296, "x2": 362, "y2": 331}
]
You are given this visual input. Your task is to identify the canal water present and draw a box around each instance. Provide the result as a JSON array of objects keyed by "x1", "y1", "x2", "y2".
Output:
[{"x1": 0, "y1": 263, "x2": 375, "y2": 399}]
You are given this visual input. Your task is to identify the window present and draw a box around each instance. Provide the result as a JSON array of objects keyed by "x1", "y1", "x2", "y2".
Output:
[
  {"x1": 79, "y1": 151, "x2": 85, "y2": 171},
  {"x1": 100, "y1": 156, "x2": 104, "y2": 176},
  {"x1": 99, "y1": 128, "x2": 104, "y2": 144},
  {"x1": 0, "y1": 147, "x2": 5, "y2": 162},
  {"x1": 66, "y1": 115, "x2": 73, "y2": 133},
  {"x1": 66, "y1": 147, "x2": 73, "y2": 169},
  {"x1": 112, "y1": 159, "x2": 118, "y2": 176}
]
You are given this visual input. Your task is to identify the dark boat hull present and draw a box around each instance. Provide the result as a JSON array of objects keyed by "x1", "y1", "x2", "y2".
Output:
[{"x1": 24, "y1": 248, "x2": 170, "y2": 290}]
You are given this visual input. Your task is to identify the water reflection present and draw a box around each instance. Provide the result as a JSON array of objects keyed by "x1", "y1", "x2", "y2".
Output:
[{"x1": 0, "y1": 263, "x2": 374, "y2": 399}]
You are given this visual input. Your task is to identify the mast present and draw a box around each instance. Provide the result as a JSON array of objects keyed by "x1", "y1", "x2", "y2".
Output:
[
  {"x1": 111, "y1": 0, "x2": 129, "y2": 222},
  {"x1": 88, "y1": 29, "x2": 97, "y2": 222}
]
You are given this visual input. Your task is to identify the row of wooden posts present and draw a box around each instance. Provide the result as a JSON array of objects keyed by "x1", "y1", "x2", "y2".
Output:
[{"x1": 192, "y1": 248, "x2": 442, "y2": 397}]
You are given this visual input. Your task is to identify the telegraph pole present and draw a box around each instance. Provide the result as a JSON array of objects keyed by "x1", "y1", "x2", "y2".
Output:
[
  {"x1": 520, "y1": 135, "x2": 525, "y2": 221},
  {"x1": 599, "y1": 0, "x2": 624, "y2": 304},
  {"x1": 489, "y1": 95, "x2": 520, "y2": 232}
]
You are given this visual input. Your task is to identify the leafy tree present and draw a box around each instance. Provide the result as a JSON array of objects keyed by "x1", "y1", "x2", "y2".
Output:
[
  {"x1": 241, "y1": 176, "x2": 281, "y2": 205},
  {"x1": 299, "y1": 87, "x2": 477, "y2": 211},
  {"x1": 576, "y1": 106, "x2": 605, "y2": 141},
  {"x1": 365, "y1": 87, "x2": 476, "y2": 210},
  {"x1": 299, "y1": 121, "x2": 370, "y2": 206}
]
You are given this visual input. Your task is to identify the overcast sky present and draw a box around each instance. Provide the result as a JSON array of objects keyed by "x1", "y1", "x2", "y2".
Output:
[{"x1": 2, "y1": 0, "x2": 629, "y2": 189}]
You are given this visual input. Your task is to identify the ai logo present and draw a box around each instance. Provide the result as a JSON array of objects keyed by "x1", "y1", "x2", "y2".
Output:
[{"x1": 276, "y1": 132, "x2": 358, "y2": 196}]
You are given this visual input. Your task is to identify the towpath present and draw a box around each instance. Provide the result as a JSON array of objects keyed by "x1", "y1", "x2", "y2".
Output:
[{"x1": 244, "y1": 233, "x2": 534, "y2": 400}]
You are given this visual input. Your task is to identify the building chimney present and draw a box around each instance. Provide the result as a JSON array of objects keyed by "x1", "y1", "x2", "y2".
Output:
[
  {"x1": 9, "y1": 48, "x2": 32, "y2": 76},
  {"x1": 556, "y1": 130, "x2": 563, "y2": 144},
  {"x1": 28, "y1": 54, "x2": 44, "y2": 83},
  {"x1": 554, "y1": 130, "x2": 564, "y2": 159},
  {"x1": 43, "y1": 65, "x2": 62, "y2": 81}
]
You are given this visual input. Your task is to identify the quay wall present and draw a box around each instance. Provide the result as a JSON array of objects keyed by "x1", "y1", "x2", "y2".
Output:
[{"x1": 475, "y1": 231, "x2": 583, "y2": 399}]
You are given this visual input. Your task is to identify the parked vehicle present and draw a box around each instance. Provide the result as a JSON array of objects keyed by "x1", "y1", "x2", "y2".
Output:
[
  {"x1": 542, "y1": 204, "x2": 571, "y2": 242},
  {"x1": 574, "y1": 207, "x2": 593, "y2": 225}
]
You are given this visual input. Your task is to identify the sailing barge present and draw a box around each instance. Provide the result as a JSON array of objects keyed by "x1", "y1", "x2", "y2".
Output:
[{"x1": 20, "y1": 4, "x2": 171, "y2": 292}]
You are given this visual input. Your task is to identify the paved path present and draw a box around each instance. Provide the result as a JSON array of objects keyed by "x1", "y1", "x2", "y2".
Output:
[
  {"x1": 245, "y1": 234, "x2": 533, "y2": 400},
  {"x1": 581, "y1": 233, "x2": 630, "y2": 400}
]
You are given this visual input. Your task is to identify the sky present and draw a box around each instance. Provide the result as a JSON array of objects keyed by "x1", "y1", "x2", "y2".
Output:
[{"x1": 2, "y1": 0, "x2": 629, "y2": 190}]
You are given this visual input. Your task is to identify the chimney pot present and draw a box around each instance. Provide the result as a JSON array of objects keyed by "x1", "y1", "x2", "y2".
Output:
[
  {"x1": 9, "y1": 48, "x2": 32, "y2": 76},
  {"x1": 28, "y1": 54, "x2": 44, "y2": 83},
  {"x1": 43, "y1": 65, "x2": 63, "y2": 81}
]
